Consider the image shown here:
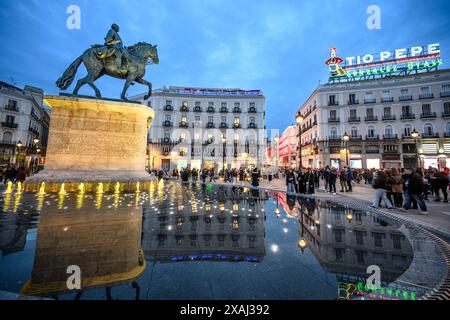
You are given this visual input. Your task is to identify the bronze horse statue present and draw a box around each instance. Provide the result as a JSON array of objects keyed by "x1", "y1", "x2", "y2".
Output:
[{"x1": 56, "y1": 42, "x2": 159, "y2": 100}]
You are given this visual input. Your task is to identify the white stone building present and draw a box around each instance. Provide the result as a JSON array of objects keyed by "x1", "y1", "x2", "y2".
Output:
[
  {"x1": 0, "y1": 81, "x2": 50, "y2": 170},
  {"x1": 132, "y1": 86, "x2": 266, "y2": 173},
  {"x1": 297, "y1": 69, "x2": 450, "y2": 169}
]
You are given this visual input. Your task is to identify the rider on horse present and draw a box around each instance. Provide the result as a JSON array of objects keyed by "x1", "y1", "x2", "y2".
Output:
[{"x1": 104, "y1": 23, "x2": 131, "y2": 72}]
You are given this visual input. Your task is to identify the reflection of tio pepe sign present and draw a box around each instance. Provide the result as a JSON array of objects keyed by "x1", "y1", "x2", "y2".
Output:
[{"x1": 339, "y1": 282, "x2": 416, "y2": 300}]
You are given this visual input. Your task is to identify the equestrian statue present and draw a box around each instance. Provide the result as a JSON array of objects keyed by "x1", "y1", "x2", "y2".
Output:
[{"x1": 56, "y1": 23, "x2": 159, "y2": 100}]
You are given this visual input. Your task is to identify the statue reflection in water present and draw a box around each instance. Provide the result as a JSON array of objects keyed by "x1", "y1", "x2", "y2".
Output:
[{"x1": 20, "y1": 195, "x2": 146, "y2": 300}]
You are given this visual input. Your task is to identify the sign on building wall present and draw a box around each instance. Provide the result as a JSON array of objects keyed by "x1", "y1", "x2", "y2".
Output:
[{"x1": 326, "y1": 43, "x2": 442, "y2": 83}]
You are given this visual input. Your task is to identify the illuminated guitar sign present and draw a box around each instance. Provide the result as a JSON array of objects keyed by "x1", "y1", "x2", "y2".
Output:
[{"x1": 328, "y1": 43, "x2": 442, "y2": 82}]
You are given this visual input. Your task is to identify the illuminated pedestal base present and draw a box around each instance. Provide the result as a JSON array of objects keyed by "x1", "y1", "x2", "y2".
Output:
[{"x1": 25, "y1": 95, "x2": 154, "y2": 192}]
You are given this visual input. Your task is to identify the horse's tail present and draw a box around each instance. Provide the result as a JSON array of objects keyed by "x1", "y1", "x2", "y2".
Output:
[{"x1": 56, "y1": 55, "x2": 82, "y2": 90}]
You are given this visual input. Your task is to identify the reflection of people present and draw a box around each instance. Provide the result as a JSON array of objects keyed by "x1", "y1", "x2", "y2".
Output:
[{"x1": 104, "y1": 23, "x2": 131, "y2": 71}]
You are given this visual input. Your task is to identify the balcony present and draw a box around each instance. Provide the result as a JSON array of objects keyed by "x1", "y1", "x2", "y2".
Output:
[
  {"x1": 248, "y1": 123, "x2": 257, "y2": 129},
  {"x1": 328, "y1": 101, "x2": 339, "y2": 106},
  {"x1": 381, "y1": 97, "x2": 394, "y2": 103},
  {"x1": 179, "y1": 121, "x2": 189, "y2": 128},
  {"x1": 5, "y1": 105, "x2": 19, "y2": 112},
  {"x1": 400, "y1": 113, "x2": 415, "y2": 120},
  {"x1": 220, "y1": 122, "x2": 228, "y2": 128},
  {"x1": 328, "y1": 117, "x2": 340, "y2": 123},
  {"x1": 248, "y1": 107, "x2": 257, "y2": 113},
  {"x1": 350, "y1": 135, "x2": 362, "y2": 141},
  {"x1": 364, "y1": 98, "x2": 376, "y2": 104},
  {"x1": 402, "y1": 134, "x2": 412, "y2": 139},
  {"x1": 162, "y1": 120, "x2": 173, "y2": 127},
  {"x1": 328, "y1": 136, "x2": 341, "y2": 142},
  {"x1": 440, "y1": 91, "x2": 450, "y2": 98},
  {"x1": 382, "y1": 115, "x2": 396, "y2": 121},
  {"x1": 206, "y1": 122, "x2": 215, "y2": 128},
  {"x1": 383, "y1": 134, "x2": 398, "y2": 140},
  {"x1": 220, "y1": 107, "x2": 228, "y2": 113},
  {"x1": 366, "y1": 149, "x2": 380, "y2": 154},
  {"x1": 365, "y1": 116, "x2": 378, "y2": 122},
  {"x1": 207, "y1": 107, "x2": 215, "y2": 113},
  {"x1": 383, "y1": 149, "x2": 399, "y2": 154},
  {"x1": 28, "y1": 127, "x2": 39, "y2": 135},
  {"x1": 180, "y1": 106, "x2": 189, "y2": 112},
  {"x1": 233, "y1": 123, "x2": 241, "y2": 128},
  {"x1": 419, "y1": 93, "x2": 434, "y2": 99},
  {"x1": 233, "y1": 107, "x2": 241, "y2": 113},
  {"x1": 399, "y1": 95, "x2": 412, "y2": 101},
  {"x1": 164, "y1": 105, "x2": 173, "y2": 111},
  {"x1": 312, "y1": 120, "x2": 317, "y2": 126},
  {"x1": 0, "y1": 139, "x2": 17, "y2": 146},
  {"x1": 2, "y1": 122, "x2": 18, "y2": 128},
  {"x1": 161, "y1": 138, "x2": 172, "y2": 144},
  {"x1": 366, "y1": 135, "x2": 380, "y2": 141},
  {"x1": 348, "y1": 117, "x2": 360, "y2": 123},
  {"x1": 420, "y1": 112, "x2": 437, "y2": 119},
  {"x1": 442, "y1": 111, "x2": 450, "y2": 118},
  {"x1": 422, "y1": 132, "x2": 439, "y2": 138},
  {"x1": 193, "y1": 106, "x2": 202, "y2": 112},
  {"x1": 348, "y1": 99, "x2": 359, "y2": 105}
]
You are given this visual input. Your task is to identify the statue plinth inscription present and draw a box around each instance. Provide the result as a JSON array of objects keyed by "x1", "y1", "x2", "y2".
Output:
[{"x1": 26, "y1": 95, "x2": 154, "y2": 187}]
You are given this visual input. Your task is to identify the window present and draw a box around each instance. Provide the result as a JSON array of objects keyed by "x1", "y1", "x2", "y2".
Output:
[
  {"x1": 3, "y1": 131, "x2": 12, "y2": 142},
  {"x1": 367, "y1": 126, "x2": 375, "y2": 137},
  {"x1": 182, "y1": 101, "x2": 188, "y2": 107},
  {"x1": 385, "y1": 125, "x2": 394, "y2": 135},
  {"x1": 249, "y1": 102, "x2": 256, "y2": 108},
  {"x1": 195, "y1": 115, "x2": 201, "y2": 121},
  {"x1": 221, "y1": 102, "x2": 227, "y2": 107},
  {"x1": 234, "y1": 102, "x2": 240, "y2": 108},
  {"x1": 383, "y1": 107, "x2": 391, "y2": 116},
  {"x1": 195, "y1": 101, "x2": 201, "y2": 107},
  {"x1": 5, "y1": 115, "x2": 15, "y2": 123},
  {"x1": 422, "y1": 104, "x2": 431, "y2": 114},
  {"x1": 329, "y1": 95, "x2": 337, "y2": 105},
  {"x1": 330, "y1": 110, "x2": 337, "y2": 119},
  {"x1": 351, "y1": 127, "x2": 358, "y2": 137},
  {"x1": 366, "y1": 108, "x2": 374, "y2": 117},
  {"x1": 350, "y1": 109, "x2": 357, "y2": 118},
  {"x1": 403, "y1": 125, "x2": 412, "y2": 137},
  {"x1": 365, "y1": 92, "x2": 373, "y2": 99},
  {"x1": 330, "y1": 127, "x2": 338, "y2": 138},
  {"x1": 249, "y1": 116, "x2": 255, "y2": 123},
  {"x1": 355, "y1": 250, "x2": 367, "y2": 264},
  {"x1": 208, "y1": 116, "x2": 213, "y2": 123},
  {"x1": 424, "y1": 123, "x2": 434, "y2": 135},
  {"x1": 334, "y1": 248, "x2": 345, "y2": 261},
  {"x1": 402, "y1": 105, "x2": 411, "y2": 115},
  {"x1": 221, "y1": 116, "x2": 226, "y2": 123},
  {"x1": 333, "y1": 229, "x2": 345, "y2": 243},
  {"x1": 165, "y1": 115, "x2": 171, "y2": 121},
  {"x1": 392, "y1": 234, "x2": 403, "y2": 250},
  {"x1": 165, "y1": 100, "x2": 172, "y2": 105},
  {"x1": 442, "y1": 84, "x2": 450, "y2": 92},
  {"x1": 208, "y1": 101, "x2": 214, "y2": 107},
  {"x1": 400, "y1": 89, "x2": 409, "y2": 96},
  {"x1": 349, "y1": 93, "x2": 356, "y2": 103},
  {"x1": 444, "y1": 102, "x2": 450, "y2": 114},
  {"x1": 354, "y1": 231, "x2": 365, "y2": 245},
  {"x1": 164, "y1": 131, "x2": 170, "y2": 139},
  {"x1": 373, "y1": 232, "x2": 385, "y2": 247},
  {"x1": 382, "y1": 90, "x2": 390, "y2": 98},
  {"x1": 420, "y1": 87, "x2": 430, "y2": 94},
  {"x1": 445, "y1": 122, "x2": 450, "y2": 133},
  {"x1": 7, "y1": 100, "x2": 17, "y2": 108}
]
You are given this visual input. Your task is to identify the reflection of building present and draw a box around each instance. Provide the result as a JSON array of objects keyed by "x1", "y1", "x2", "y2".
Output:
[
  {"x1": 297, "y1": 69, "x2": 450, "y2": 169},
  {"x1": 132, "y1": 87, "x2": 265, "y2": 172},
  {"x1": 20, "y1": 198, "x2": 145, "y2": 298},
  {"x1": 295, "y1": 199, "x2": 413, "y2": 283},
  {"x1": 142, "y1": 185, "x2": 266, "y2": 262},
  {"x1": 0, "y1": 81, "x2": 50, "y2": 170}
]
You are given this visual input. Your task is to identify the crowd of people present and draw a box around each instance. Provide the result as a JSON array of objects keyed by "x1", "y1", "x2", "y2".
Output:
[{"x1": 0, "y1": 166, "x2": 27, "y2": 185}]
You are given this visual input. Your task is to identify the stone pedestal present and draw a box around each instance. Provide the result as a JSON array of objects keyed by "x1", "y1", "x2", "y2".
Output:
[{"x1": 25, "y1": 95, "x2": 154, "y2": 191}]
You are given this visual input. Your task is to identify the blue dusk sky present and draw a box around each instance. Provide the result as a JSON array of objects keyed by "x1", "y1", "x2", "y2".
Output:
[{"x1": 1, "y1": 0, "x2": 449, "y2": 135}]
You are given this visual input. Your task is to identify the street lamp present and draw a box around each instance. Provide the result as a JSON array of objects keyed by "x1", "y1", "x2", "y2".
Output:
[
  {"x1": 297, "y1": 205, "x2": 307, "y2": 253},
  {"x1": 342, "y1": 132, "x2": 349, "y2": 167},
  {"x1": 411, "y1": 129, "x2": 420, "y2": 169},
  {"x1": 296, "y1": 112, "x2": 304, "y2": 170},
  {"x1": 15, "y1": 140, "x2": 23, "y2": 166},
  {"x1": 33, "y1": 138, "x2": 40, "y2": 145}
]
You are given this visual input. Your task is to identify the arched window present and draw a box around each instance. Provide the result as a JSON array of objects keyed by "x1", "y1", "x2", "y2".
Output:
[
  {"x1": 330, "y1": 127, "x2": 338, "y2": 138},
  {"x1": 367, "y1": 126, "x2": 375, "y2": 138},
  {"x1": 384, "y1": 125, "x2": 394, "y2": 136},
  {"x1": 2, "y1": 131, "x2": 12, "y2": 142},
  {"x1": 423, "y1": 123, "x2": 434, "y2": 135},
  {"x1": 403, "y1": 124, "x2": 412, "y2": 137},
  {"x1": 445, "y1": 122, "x2": 450, "y2": 134}
]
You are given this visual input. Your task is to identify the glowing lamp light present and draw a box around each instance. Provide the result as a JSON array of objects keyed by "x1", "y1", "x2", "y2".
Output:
[
  {"x1": 296, "y1": 112, "x2": 304, "y2": 124},
  {"x1": 411, "y1": 129, "x2": 419, "y2": 139},
  {"x1": 346, "y1": 213, "x2": 353, "y2": 222},
  {"x1": 298, "y1": 239, "x2": 307, "y2": 252},
  {"x1": 16, "y1": 141, "x2": 23, "y2": 148},
  {"x1": 342, "y1": 132, "x2": 350, "y2": 142}
]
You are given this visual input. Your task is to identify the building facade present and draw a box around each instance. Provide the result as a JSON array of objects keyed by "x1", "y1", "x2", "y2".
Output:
[
  {"x1": 297, "y1": 69, "x2": 450, "y2": 169},
  {"x1": 133, "y1": 86, "x2": 265, "y2": 173},
  {"x1": 0, "y1": 82, "x2": 50, "y2": 171},
  {"x1": 277, "y1": 125, "x2": 298, "y2": 169}
]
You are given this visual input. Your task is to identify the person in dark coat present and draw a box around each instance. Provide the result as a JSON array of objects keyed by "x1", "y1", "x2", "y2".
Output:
[
  {"x1": 251, "y1": 167, "x2": 260, "y2": 188},
  {"x1": 403, "y1": 168, "x2": 427, "y2": 213}
]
